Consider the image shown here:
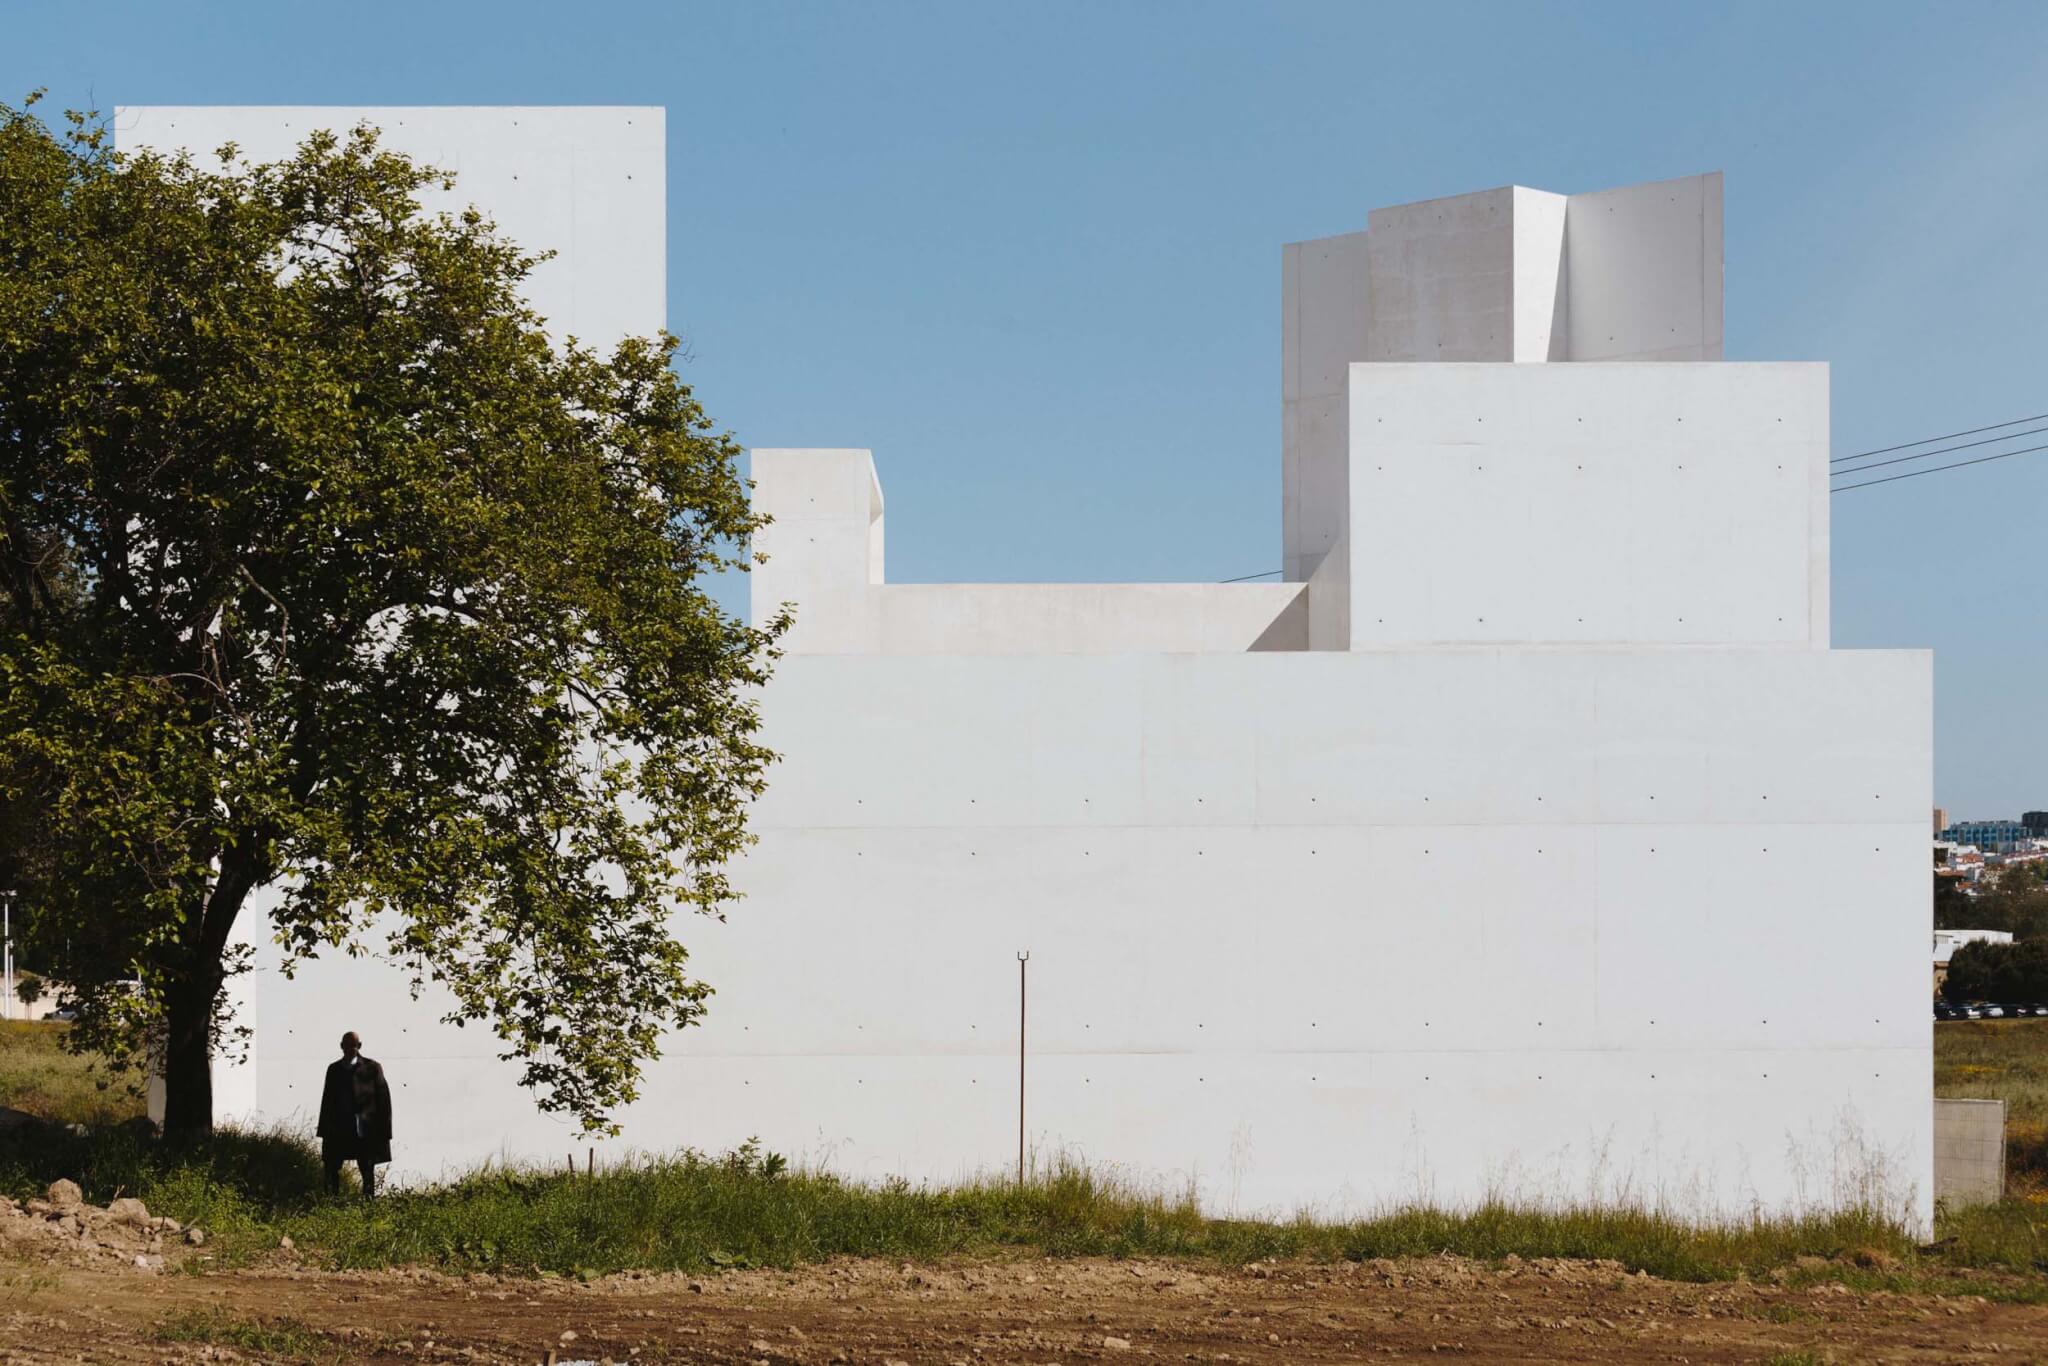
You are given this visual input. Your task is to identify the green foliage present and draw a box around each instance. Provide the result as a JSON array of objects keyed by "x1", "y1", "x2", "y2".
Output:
[
  {"x1": 157, "y1": 1309, "x2": 343, "y2": 1363},
  {"x1": 1934, "y1": 872, "x2": 1975, "y2": 929},
  {"x1": 0, "y1": 94, "x2": 784, "y2": 1133},
  {"x1": 1940, "y1": 868, "x2": 2048, "y2": 939},
  {"x1": 0, "y1": 1121, "x2": 1957, "y2": 1282},
  {"x1": 1943, "y1": 941, "x2": 2048, "y2": 1004}
]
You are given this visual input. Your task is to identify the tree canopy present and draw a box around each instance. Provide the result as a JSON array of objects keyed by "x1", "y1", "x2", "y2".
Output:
[
  {"x1": 0, "y1": 95, "x2": 785, "y2": 1135},
  {"x1": 1937, "y1": 865, "x2": 2048, "y2": 940},
  {"x1": 1943, "y1": 938, "x2": 2048, "y2": 1004}
]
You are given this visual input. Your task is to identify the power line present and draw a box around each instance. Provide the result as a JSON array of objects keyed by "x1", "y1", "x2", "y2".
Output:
[
  {"x1": 1830, "y1": 424, "x2": 2048, "y2": 477},
  {"x1": 1831, "y1": 412, "x2": 2048, "y2": 464},
  {"x1": 1832, "y1": 440, "x2": 2048, "y2": 492},
  {"x1": 1219, "y1": 417, "x2": 2045, "y2": 573}
]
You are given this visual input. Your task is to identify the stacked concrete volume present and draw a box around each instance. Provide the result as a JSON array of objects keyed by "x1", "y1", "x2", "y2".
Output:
[{"x1": 121, "y1": 108, "x2": 1934, "y2": 1232}]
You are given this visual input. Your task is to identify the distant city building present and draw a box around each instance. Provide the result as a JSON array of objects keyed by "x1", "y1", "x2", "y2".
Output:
[
  {"x1": 1934, "y1": 806, "x2": 1949, "y2": 835},
  {"x1": 2023, "y1": 811, "x2": 2048, "y2": 837},
  {"x1": 1941, "y1": 820, "x2": 2032, "y2": 854}
]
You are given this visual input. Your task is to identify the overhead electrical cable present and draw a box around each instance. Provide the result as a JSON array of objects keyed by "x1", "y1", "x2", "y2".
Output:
[
  {"x1": 1829, "y1": 424, "x2": 2048, "y2": 476},
  {"x1": 1831, "y1": 440, "x2": 2048, "y2": 492},
  {"x1": 1830, "y1": 412, "x2": 2048, "y2": 464},
  {"x1": 1218, "y1": 413, "x2": 2048, "y2": 572}
]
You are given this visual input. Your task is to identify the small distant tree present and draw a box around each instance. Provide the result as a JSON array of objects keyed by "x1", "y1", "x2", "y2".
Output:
[
  {"x1": 0, "y1": 96, "x2": 787, "y2": 1137},
  {"x1": 1933, "y1": 873, "x2": 1975, "y2": 930},
  {"x1": 1963, "y1": 869, "x2": 2048, "y2": 941},
  {"x1": 1943, "y1": 940, "x2": 2048, "y2": 1003}
]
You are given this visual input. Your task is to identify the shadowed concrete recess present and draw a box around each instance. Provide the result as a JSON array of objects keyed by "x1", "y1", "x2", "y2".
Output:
[{"x1": 119, "y1": 110, "x2": 1932, "y2": 1233}]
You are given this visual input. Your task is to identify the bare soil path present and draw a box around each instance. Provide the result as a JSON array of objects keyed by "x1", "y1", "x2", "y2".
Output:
[{"x1": 1, "y1": 1253, "x2": 2044, "y2": 1364}]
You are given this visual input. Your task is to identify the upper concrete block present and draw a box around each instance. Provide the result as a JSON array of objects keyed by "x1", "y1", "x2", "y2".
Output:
[
  {"x1": 752, "y1": 450, "x2": 1307, "y2": 655},
  {"x1": 1285, "y1": 171, "x2": 1721, "y2": 370},
  {"x1": 116, "y1": 106, "x2": 665, "y2": 351},
  {"x1": 1364, "y1": 186, "x2": 1515, "y2": 362},
  {"x1": 750, "y1": 449, "x2": 885, "y2": 635},
  {"x1": 1566, "y1": 174, "x2": 1724, "y2": 362},
  {"x1": 1344, "y1": 362, "x2": 1828, "y2": 649},
  {"x1": 1284, "y1": 173, "x2": 1725, "y2": 582}
]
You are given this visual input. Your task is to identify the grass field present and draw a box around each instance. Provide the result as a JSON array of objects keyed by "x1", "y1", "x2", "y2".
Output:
[
  {"x1": 1935, "y1": 1018, "x2": 2048, "y2": 1194},
  {"x1": 0, "y1": 1021, "x2": 146, "y2": 1128},
  {"x1": 0, "y1": 1019, "x2": 2041, "y2": 1288}
]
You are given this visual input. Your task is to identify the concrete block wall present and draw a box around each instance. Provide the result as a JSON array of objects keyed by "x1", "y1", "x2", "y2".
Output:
[
  {"x1": 118, "y1": 107, "x2": 665, "y2": 354},
  {"x1": 1343, "y1": 362, "x2": 1830, "y2": 649},
  {"x1": 1284, "y1": 173, "x2": 1725, "y2": 586},
  {"x1": 1933, "y1": 1098, "x2": 2006, "y2": 1206},
  {"x1": 752, "y1": 449, "x2": 1307, "y2": 655},
  {"x1": 116, "y1": 111, "x2": 1934, "y2": 1234}
]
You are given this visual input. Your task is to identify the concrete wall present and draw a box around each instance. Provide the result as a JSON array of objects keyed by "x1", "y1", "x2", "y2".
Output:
[
  {"x1": 113, "y1": 114, "x2": 1930, "y2": 1234},
  {"x1": 1281, "y1": 231, "x2": 1370, "y2": 583},
  {"x1": 227, "y1": 646, "x2": 1931, "y2": 1228},
  {"x1": 1283, "y1": 174, "x2": 1724, "y2": 584},
  {"x1": 116, "y1": 106, "x2": 665, "y2": 352},
  {"x1": 752, "y1": 449, "x2": 1305, "y2": 654},
  {"x1": 1565, "y1": 174, "x2": 1724, "y2": 363},
  {"x1": 1933, "y1": 1099, "x2": 2005, "y2": 1206},
  {"x1": 1510, "y1": 188, "x2": 1570, "y2": 362},
  {"x1": 1365, "y1": 188, "x2": 1516, "y2": 363},
  {"x1": 1345, "y1": 362, "x2": 1830, "y2": 648}
]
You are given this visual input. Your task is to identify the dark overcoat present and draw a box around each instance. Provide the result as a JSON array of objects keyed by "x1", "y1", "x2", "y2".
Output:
[{"x1": 316, "y1": 1054, "x2": 394, "y2": 1164}]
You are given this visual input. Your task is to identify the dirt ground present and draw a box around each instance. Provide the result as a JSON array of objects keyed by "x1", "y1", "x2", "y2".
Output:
[{"x1": 0, "y1": 1251, "x2": 2045, "y2": 1365}]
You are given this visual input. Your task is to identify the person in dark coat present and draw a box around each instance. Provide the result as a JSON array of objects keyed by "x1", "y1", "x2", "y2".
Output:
[{"x1": 316, "y1": 1031, "x2": 393, "y2": 1199}]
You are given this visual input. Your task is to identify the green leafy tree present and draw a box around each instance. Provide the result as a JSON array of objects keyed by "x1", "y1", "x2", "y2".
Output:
[
  {"x1": 1955, "y1": 867, "x2": 2048, "y2": 941},
  {"x1": 1933, "y1": 872, "x2": 1974, "y2": 930},
  {"x1": 0, "y1": 96, "x2": 785, "y2": 1137},
  {"x1": 1943, "y1": 939, "x2": 2048, "y2": 1003}
]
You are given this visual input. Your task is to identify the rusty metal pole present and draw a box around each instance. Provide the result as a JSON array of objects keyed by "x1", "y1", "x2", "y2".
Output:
[{"x1": 1017, "y1": 951, "x2": 1029, "y2": 1185}]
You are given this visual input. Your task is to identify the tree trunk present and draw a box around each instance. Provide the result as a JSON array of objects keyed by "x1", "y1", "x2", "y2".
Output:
[
  {"x1": 159, "y1": 849, "x2": 262, "y2": 1140},
  {"x1": 159, "y1": 969, "x2": 222, "y2": 1138}
]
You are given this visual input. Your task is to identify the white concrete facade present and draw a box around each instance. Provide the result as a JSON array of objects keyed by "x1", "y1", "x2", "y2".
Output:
[
  {"x1": 117, "y1": 107, "x2": 665, "y2": 353},
  {"x1": 121, "y1": 108, "x2": 1931, "y2": 1232}
]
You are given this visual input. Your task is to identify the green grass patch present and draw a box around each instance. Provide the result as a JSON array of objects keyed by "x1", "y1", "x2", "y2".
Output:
[
  {"x1": 1936, "y1": 1018, "x2": 2048, "y2": 1193},
  {"x1": 0, "y1": 1021, "x2": 145, "y2": 1127},
  {"x1": 0, "y1": 1014, "x2": 2036, "y2": 1289},
  {"x1": 0, "y1": 1124, "x2": 1970, "y2": 1283},
  {"x1": 156, "y1": 1308, "x2": 344, "y2": 1362}
]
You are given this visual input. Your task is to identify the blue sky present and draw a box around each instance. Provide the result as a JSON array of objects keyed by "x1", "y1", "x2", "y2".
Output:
[{"x1": 9, "y1": 0, "x2": 2046, "y2": 816}]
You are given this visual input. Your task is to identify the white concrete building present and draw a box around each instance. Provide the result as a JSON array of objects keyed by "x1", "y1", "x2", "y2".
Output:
[{"x1": 123, "y1": 109, "x2": 1932, "y2": 1231}]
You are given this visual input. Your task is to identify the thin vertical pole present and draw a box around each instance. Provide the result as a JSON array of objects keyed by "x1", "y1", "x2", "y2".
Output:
[{"x1": 1016, "y1": 951, "x2": 1029, "y2": 1184}]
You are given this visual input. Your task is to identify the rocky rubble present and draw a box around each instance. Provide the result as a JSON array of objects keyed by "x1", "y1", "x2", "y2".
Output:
[{"x1": 0, "y1": 1178, "x2": 205, "y2": 1270}]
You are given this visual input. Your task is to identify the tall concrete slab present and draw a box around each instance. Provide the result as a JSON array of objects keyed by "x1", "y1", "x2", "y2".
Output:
[
  {"x1": 1510, "y1": 187, "x2": 1570, "y2": 361},
  {"x1": 1364, "y1": 186, "x2": 1516, "y2": 363},
  {"x1": 1565, "y1": 172, "x2": 1724, "y2": 362},
  {"x1": 117, "y1": 106, "x2": 665, "y2": 351}
]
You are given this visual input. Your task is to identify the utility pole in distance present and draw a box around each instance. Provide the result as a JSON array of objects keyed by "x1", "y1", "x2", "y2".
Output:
[
  {"x1": 1, "y1": 890, "x2": 14, "y2": 1023},
  {"x1": 1016, "y1": 950, "x2": 1029, "y2": 1185}
]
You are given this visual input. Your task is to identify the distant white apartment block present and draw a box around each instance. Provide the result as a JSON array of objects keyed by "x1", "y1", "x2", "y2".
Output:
[{"x1": 122, "y1": 110, "x2": 1933, "y2": 1230}]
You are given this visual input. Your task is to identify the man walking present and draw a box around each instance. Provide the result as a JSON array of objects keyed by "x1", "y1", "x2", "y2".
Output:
[{"x1": 316, "y1": 1031, "x2": 393, "y2": 1199}]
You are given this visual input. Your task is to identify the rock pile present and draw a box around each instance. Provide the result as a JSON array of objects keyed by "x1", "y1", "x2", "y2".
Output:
[{"x1": 0, "y1": 1179, "x2": 205, "y2": 1271}]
